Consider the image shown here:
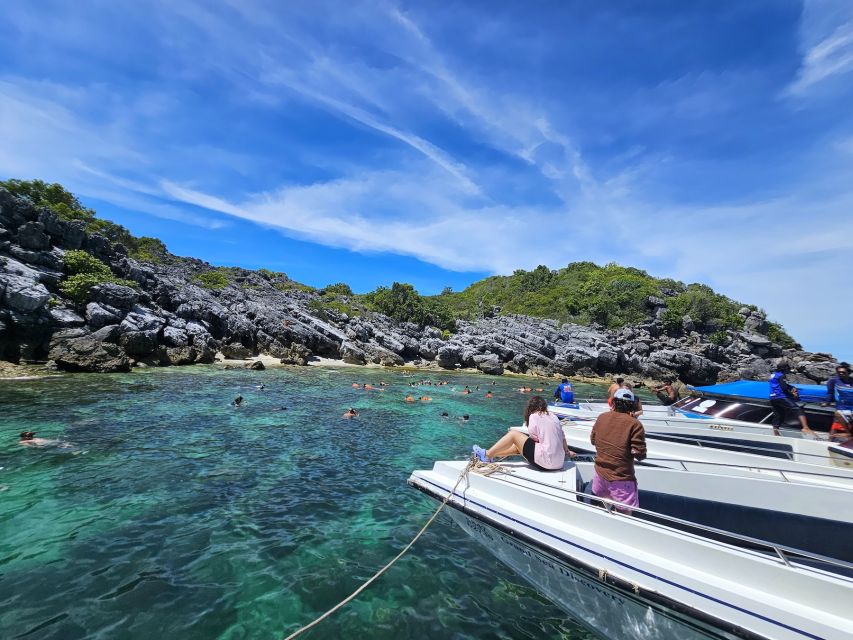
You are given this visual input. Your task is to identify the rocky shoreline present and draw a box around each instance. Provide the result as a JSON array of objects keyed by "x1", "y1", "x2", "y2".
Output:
[{"x1": 0, "y1": 188, "x2": 839, "y2": 386}]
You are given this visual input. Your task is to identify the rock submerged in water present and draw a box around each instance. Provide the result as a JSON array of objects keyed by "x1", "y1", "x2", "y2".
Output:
[{"x1": 0, "y1": 187, "x2": 840, "y2": 383}]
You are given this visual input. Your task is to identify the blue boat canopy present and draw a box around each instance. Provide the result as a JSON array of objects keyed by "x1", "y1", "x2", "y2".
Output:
[{"x1": 690, "y1": 380, "x2": 828, "y2": 404}]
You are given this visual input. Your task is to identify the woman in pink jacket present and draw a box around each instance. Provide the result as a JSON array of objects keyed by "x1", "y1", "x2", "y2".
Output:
[{"x1": 473, "y1": 396, "x2": 571, "y2": 470}]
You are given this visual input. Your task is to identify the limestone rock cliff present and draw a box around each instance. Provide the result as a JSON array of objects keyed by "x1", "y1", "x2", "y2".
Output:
[{"x1": 0, "y1": 188, "x2": 837, "y2": 385}]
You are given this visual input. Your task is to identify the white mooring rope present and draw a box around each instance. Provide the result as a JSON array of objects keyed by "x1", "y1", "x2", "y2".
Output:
[{"x1": 283, "y1": 456, "x2": 496, "y2": 640}]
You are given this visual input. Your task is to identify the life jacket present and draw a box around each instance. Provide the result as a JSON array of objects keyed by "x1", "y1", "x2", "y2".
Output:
[
  {"x1": 558, "y1": 382, "x2": 574, "y2": 403},
  {"x1": 836, "y1": 384, "x2": 853, "y2": 411},
  {"x1": 769, "y1": 372, "x2": 788, "y2": 399}
]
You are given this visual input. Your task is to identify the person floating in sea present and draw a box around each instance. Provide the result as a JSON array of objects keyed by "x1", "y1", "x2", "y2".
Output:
[
  {"x1": 461, "y1": 386, "x2": 472, "y2": 395},
  {"x1": 553, "y1": 378, "x2": 574, "y2": 404},
  {"x1": 352, "y1": 383, "x2": 361, "y2": 388},
  {"x1": 485, "y1": 391, "x2": 493, "y2": 398},
  {"x1": 405, "y1": 395, "x2": 416, "y2": 403},
  {"x1": 769, "y1": 362, "x2": 814, "y2": 435},
  {"x1": 651, "y1": 378, "x2": 680, "y2": 406},
  {"x1": 440, "y1": 411, "x2": 450, "y2": 418},
  {"x1": 823, "y1": 362, "x2": 853, "y2": 408},
  {"x1": 255, "y1": 384, "x2": 266, "y2": 390},
  {"x1": 420, "y1": 396, "x2": 432, "y2": 402},
  {"x1": 472, "y1": 396, "x2": 570, "y2": 470},
  {"x1": 517, "y1": 386, "x2": 532, "y2": 393},
  {"x1": 342, "y1": 407, "x2": 359, "y2": 419},
  {"x1": 232, "y1": 395, "x2": 244, "y2": 407},
  {"x1": 829, "y1": 411, "x2": 852, "y2": 442},
  {"x1": 461, "y1": 414, "x2": 470, "y2": 423},
  {"x1": 590, "y1": 388, "x2": 646, "y2": 513},
  {"x1": 18, "y1": 431, "x2": 59, "y2": 446}
]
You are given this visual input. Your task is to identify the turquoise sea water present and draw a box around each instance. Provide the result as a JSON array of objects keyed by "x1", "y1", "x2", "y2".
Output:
[{"x1": 0, "y1": 366, "x2": 612, "y2": 639}]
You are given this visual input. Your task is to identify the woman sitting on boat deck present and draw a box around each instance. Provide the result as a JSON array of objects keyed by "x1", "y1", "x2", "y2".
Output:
[{"x1": 472, "y1": 396, "x2": 571, "y2": 470}]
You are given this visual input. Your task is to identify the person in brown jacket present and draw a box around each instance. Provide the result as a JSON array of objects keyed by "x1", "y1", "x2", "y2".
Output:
[{"x1": 590, "y1": 388, "x2": 646, "y2": 513}]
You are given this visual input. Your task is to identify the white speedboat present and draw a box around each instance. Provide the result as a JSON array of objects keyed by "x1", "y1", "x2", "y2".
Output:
[
  {"x1": 549, "y1": 402, "x2": 853, "y2": 472},
  {"x1": 555, "y1": 421, "x2": 853, "y2": 489},
  {"x1": 409, "y1": 459, "x2": 853, "y2": 640}
]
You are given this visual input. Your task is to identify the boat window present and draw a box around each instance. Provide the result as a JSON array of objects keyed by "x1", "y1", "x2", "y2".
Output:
[
  {"x1": 718, "y1": 404, "x2": 774, "y2": 424},
  {"x1": 675, "y1": 397, "x2": 768, "y2": 422}
]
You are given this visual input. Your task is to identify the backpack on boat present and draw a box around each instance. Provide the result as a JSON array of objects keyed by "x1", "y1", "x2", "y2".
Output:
[{"x1": 836, "y1": 384, "x2": 853, "y2": 411}]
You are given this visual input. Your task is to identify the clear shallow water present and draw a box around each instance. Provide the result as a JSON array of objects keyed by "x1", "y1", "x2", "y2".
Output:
[{"x1": 0, "y1": 366, "x2": 609, "y2": 639}]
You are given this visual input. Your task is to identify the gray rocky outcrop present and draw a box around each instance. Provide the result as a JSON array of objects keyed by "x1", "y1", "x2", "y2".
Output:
[
  {"x1": 48, "y1": 331, "x2": 131, "y2": 373},
  {"x1": 221, "y1": 342, "x2": 253, "y2": 359}
]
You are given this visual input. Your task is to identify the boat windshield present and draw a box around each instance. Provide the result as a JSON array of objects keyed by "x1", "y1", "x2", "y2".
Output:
[{"x1": 672, "y1": 397, "x2": 773, "y2": 424}]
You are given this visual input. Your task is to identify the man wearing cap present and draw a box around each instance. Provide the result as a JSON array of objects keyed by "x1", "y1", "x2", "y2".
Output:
[{"x1": 589, "y1": 388, "x2": 646, "y2": 513}]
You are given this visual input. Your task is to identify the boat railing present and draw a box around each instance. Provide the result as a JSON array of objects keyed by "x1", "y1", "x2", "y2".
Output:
[
  {"x1": 482, "y1": 467, "x2": 853, "y2": 576},
  {"x1": 646, "y1": 431, "x2": 838, "y2": 463},
  {"x1": 639, "y1": 457, "x2": 853, "y2": 483}
]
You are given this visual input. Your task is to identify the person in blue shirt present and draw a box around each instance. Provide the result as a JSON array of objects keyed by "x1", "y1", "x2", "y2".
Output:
[
  {"x1": 823, "y1": 362, "x2": 853, "y2": 408},
  {"x1": 769, "y1": 363, "x2": 814, "y2": 435},
  {"x1": 553, "y1": 378, "x2": 574, "y2": 403}
]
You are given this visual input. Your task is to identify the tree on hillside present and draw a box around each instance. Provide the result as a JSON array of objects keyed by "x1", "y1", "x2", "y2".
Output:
[{"x1": 364, "y1": 282, "x2": 455, "y2": 331}]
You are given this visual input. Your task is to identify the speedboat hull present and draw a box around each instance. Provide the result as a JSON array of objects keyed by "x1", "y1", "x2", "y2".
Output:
[
  {"x1": 448, "y1": 509, "x2": 738, "y2": 640},
  {"x1": 408, "y1": 460, "x2": 853, "y2": 640}
]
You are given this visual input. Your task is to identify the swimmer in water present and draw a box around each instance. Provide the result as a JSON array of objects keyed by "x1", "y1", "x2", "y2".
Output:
[
  {"x1": 352, "y1": 383, "x2": 361, "y2": 388},
  {"x1": 405, "y1": 395, "x2": 416, "y2": 403},
  {"x1": 485, "y1": 391, "x2": 493, "y2": 398},
  {"x1": 256, "y1": 384, "x2": 266, "y2": 390},
  {"x1": 461, "y1": 415, "x2": 470, "y2": 422},
  {"x1": 363, "y1": 384, "x2": 376, "y2": 391},
  {"x1": 441, "y1": 411, "x2": 450, "y2": 417},
  {"x1": 19, "y1": 432, "x2": 59, "y2": 447},
  {"x1": 420, "y1": 396, "x2": 432, "y2": 402},
  {"x1": 342, "y1": 408, "x2": 359, "y2": 418},
  {"x1": 232, "y1": 395, "x2": 244, "y2": 407}
]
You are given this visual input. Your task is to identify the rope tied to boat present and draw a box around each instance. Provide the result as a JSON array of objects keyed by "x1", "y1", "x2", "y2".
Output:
[
  {"x1": 282, "y1": 456, "x2": 477, "y2": 640},
  {"x1": 471, "y1": 460, "x2": 514, "y2": 477}
]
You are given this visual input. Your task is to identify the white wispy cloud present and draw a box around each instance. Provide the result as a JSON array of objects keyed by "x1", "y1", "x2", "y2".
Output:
[{"x1": 786, "y1": 1, "x2": 853, "y2": 95}]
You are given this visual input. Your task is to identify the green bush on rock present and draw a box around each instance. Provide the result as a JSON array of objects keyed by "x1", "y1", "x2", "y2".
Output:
[
  {"x1": 193, "y1": 269, "x2": 231, "y2": 290},
  {"x1": 129, "y1": 237, "x2": 168, "y2": 263},
  {"x1": 59, "y1": 249, "x2": 137, "y2": 303}
]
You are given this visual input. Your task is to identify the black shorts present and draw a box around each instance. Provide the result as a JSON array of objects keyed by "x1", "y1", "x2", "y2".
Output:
[
  {"x1": 522, "y1": 437, "x2": 548, "y2": 471},
  {"x1": 770, "y1": 398, "x2": 803, "y2": 427}
]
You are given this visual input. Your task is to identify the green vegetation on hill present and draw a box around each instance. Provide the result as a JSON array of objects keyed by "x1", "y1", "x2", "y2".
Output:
[
  {"x1": 362, "y1": 282, "x2": 456, "y2": 331},
  {"x1": 435, "y1": 262, "x2": 795, "y2": 342}
]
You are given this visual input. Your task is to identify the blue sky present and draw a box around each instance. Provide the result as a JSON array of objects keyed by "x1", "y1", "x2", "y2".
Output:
[{"x1": 1, "y1": 1, "x2": 852, "y2": 360}]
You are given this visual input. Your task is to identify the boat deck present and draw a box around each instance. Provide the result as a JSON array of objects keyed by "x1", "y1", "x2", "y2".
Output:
[{"x1": 433, "y1": 458, "x2": 853, "y2": 579}]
